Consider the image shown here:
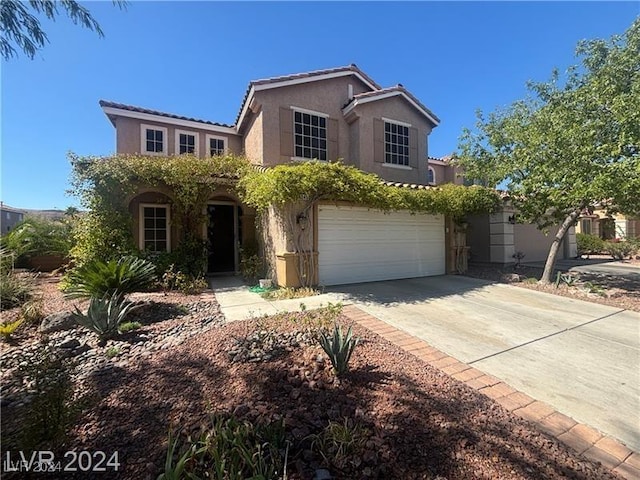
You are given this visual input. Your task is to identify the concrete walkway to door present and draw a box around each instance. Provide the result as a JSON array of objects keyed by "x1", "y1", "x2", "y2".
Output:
[{"x1": 327, "y1": 275, "x2": 640, "y2": 454}]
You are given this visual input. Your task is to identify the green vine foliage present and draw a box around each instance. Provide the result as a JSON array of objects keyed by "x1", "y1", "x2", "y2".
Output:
[
  {"x1": 238, "y1": 160, "x2": 501, "y2": 220},
  {"x1": 68, "y1": 152, "x2": 251, "y2": 267},
  {"x1": 68, "y1": 154, "x2": 500, "y2": 272}
]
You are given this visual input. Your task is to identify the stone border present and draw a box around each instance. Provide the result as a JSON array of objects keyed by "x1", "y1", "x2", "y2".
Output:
[{"x1": 342, "y1": 305, "x2": 640, "y2": 480}]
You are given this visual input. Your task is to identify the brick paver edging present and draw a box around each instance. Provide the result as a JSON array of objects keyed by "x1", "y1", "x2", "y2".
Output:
[{"x1": 342, "y1": 305, "x2": 640, "y2": 480}]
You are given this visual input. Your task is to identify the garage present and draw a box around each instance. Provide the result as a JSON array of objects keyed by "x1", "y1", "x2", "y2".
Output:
[{"x1": 317, "y1": 204, "x2": 446, "y2": 285}]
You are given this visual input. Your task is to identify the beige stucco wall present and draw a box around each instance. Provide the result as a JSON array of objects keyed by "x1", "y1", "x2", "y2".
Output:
[
  {"x1": 513, "y1": 224, "x2": 562, "y2": 263},
  {"x1": 352, "y1": 95, "x2": 434, "y2": 185},
  {"x1": 247, "y1": 76, "x2": 371, "y2": 167},
  {"x1": 243, "y1": 109, "x2": 263, "y2": 164},
  {"x1": 115, "y1": 116, "x2": 243, "y2": 156}
]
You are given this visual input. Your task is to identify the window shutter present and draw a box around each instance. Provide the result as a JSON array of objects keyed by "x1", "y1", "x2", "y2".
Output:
[
  {"x1": 327, "y1": 118, "x2": 338, "y2": 161},
  {"x1": 280, "y1": 107, "x2": 294, "y2": 157},
  {"x1": 409, "y1": 127, "x2": 418, "y2": 168},
  {"x1": 373, "y1": 118, "x2": 384, "y2": 163}
]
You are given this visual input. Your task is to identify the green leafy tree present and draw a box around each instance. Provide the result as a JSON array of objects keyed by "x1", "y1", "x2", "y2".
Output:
[
  {"x1": 456, "y1": 19, "x2": 640, "y2": 283},
  {"x1": 1, "y1": 0, "x2": 127, "y2": 60}
]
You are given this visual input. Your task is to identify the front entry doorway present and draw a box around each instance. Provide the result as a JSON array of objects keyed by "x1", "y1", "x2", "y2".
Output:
[{"x1": 207, "y1": 203, "x2": 237, "y2": 274}]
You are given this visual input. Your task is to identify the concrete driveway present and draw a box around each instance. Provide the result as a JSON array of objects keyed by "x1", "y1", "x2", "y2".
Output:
[{"x1": 328, "y1": 276, "x2": 640, "y2": 452}]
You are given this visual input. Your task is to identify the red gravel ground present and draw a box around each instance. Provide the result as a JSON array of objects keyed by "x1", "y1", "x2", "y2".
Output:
[
  {"x1": 0, "y1": 277, "x2": 627, "y2": 479},
  {"x1": 58, "y1": 317, "x2": 619, "y2": 480}
]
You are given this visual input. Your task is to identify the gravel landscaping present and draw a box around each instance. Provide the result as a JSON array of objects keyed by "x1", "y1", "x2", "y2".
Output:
[
  {"x1": 465, "y1": 259, "x2": 640, "y2": 313},
  {"x1": 0, "y1": 276, "x2": 627, "y2": 479}
]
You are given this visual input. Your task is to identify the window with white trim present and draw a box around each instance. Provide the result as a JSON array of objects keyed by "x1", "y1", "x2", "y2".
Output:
[
  {"x1": 141, "y1": 124, "x2": 168, "y2": 155},
  {"x1": 206, "y1": 135, "x2": 226, "y2": 156},
  {"x1": 140, "y1": 204, "x2": 170, "y2": 252},
  {"x1": 427, "y1": 167, "x2": 436, "y2": 185},
  {"x1": 176, "y1": 130, "x2": 199, "y2": 155},
  {"x1": 294, "y1": 110, "x2": 327, "y2": 160},
  {"x1": 384, "y1": 121, "x2": 410, "y2": 166},
  {"x1": 581, "y1": 219, "x2": 592, "y2": 235}
]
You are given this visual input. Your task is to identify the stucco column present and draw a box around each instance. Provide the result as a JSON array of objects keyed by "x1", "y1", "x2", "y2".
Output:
[{"x1": 489, "y1": 208, "x2": 515, "y2": 264}]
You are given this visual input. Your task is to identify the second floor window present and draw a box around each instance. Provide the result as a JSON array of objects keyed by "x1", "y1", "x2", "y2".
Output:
[
  {"x1": 207, "y1": 136, "x2": 226, "y2": 156},
  {"x1": 385, "y1": 121, "x2": 410, "y2": 166},
  {"x1": 176, "y1": 130, "x2": 198, "y2": 155},
  {"x1": 142, "y1": 124, "x2": 168, "y2": 155},
  {"x1": 294, "y1": 110, "x2": 327, "y2": 161}
]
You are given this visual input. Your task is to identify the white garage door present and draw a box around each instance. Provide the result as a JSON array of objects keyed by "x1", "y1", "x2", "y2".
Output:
[{"x1": 318, "y1": 204, "x2": 446, "y2": 285}]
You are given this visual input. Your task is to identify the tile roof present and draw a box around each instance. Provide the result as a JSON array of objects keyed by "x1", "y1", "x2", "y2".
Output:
[
  {"x1": 99, "y1": 100, "x2": 234, "y2": 129},
  {"x1": 251, "y1": 64, "x2": 381, "y2": 89}
]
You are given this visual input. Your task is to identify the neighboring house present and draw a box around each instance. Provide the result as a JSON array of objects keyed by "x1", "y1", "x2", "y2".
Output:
[
  {"x1": 466, "y1": 209, "x2": 578, "y2": 265},
  {"x1": 0, "y1": 203, "x2": 24, "y2": 234},
  {"x1": 575, "y1": 209, "x2": 640, "y2": 240},
  {"x1": 100, "y1": 64, "x2": 469, "y2": 286}
]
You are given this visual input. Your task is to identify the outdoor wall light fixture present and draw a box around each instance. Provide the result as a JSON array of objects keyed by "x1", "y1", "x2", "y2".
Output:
[
  {"x1": 296, "y1": 212, "x2": 309, "y2": 230},
  {"x1": 508, "y1": 214, "x2": 516, "y2": 224}
]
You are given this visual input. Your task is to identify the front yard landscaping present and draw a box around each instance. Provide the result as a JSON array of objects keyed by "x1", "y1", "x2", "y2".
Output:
[
  {"x1": 465, "y1": 258, "x2": 640, "y2": 313},
  {"x1": 0, "y1": 276, "x2": 625, "y2": 479}
]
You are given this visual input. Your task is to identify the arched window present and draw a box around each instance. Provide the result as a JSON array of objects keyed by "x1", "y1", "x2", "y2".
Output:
[{"x1": 427, "y1": 167, "x2": 436, "y2": 185}]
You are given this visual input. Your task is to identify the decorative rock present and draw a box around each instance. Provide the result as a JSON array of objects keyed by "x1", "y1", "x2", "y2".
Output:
[
  {"x1": 39, "y1": 311, "x2": 77, "y2": 333},
  {"x1": 58, "y1": 338, "x2": 81, "y2": 350}
]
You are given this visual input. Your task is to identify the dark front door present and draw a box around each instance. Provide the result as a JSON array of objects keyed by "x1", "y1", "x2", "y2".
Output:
[{"x1": 208, "y1": 204, "x2": 236, "y2": 273}]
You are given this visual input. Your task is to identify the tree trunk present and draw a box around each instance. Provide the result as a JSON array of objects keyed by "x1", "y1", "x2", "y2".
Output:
[{"x1": 539, "y1": 209, "x2": 582, "y2": 284}]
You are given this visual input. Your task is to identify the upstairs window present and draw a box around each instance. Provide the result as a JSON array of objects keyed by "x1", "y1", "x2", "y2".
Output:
[
  {"x1": 141, "y1": 124, "x2": 168, "y2": 155},
  {"x1": 140, "y1": 204, "x2": 170, "y2": 252},
  {"x1": 294, "y1": 109, "x2": 327, "y2": 161},
  {"x1": 384, "y1": 121, "x2": 410, "y2": 166},
  {"x1": 176, "y1": 130, "x2": 199, "y2": 155},
  {"x1": 206, "y1": 135, "x2": 226, "y2": 156}
]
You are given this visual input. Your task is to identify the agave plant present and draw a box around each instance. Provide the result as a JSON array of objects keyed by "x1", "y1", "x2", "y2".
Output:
[
  {"x1": 64, "y1": 256, "x2": 157, "y2": 299},
  {"x1": 319, "y1": 324, "x2": 360, "y2": 377},
  {"x1": 71, "y1": 293, "x2": 140, "y2": 340}
]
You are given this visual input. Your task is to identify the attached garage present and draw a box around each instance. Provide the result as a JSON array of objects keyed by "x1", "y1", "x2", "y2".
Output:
[{"x1": 317, "y1": 204, "x2": 446, "y2": 285}]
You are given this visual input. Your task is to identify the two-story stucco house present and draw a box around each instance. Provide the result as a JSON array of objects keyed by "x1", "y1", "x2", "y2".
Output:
[{"x1": 100, "y1": 64, "x2": 466, "y2": 286}]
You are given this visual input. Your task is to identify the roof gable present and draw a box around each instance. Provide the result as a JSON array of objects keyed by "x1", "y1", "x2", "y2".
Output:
[
  {"x1": 235, "y1": 64, "x2": 379, "y2": 130},
  {"x1": 342, "y1": 85, "x2": 440, "y2": 126}
]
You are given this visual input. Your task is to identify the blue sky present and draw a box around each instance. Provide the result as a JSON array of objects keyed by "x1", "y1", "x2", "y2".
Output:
[{"x1": 1, "y1": 1, "x2": 638, "y2": 209}]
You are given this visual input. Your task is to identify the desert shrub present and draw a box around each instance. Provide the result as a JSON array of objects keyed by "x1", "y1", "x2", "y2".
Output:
[
  {"x1": 71, "y1": 293, "x2": 140, "y2": 340},
  {"x1": 118, "y1": 321, "x2": 142, "y2": 333},
  {"x1": 261, "y1": 286, "x2": 320, "y2": 300},
  {"x1": 0, "y1": 319, "x2": 23, "y2": 340},
  {"x1": 161, "y1": 265, "x2": 208, "y2": 294},
  {"x1": 576, "y1": 233, "x2": 605, "y2": 256},
  {"x1": 1, "y1": 216, "x2": 73, "y2": 263},
  {"x1": 319, "y1": 324, "x2": 359, "y2": 377},
  {"x1": 105, "y1": 346, "x2": 121, "y2": 358},
  {"x1": 63, "y1": 256, "x2": 156, "y2": 299},
  {"x1": 311, "y1": 418, "x2": 370, "y2": 472},
  {"x1": 0, "y1": 271, "x2": 34, "y2": 310},
  {"x1": 604, "y1": 240, "x2": 637, "y2": 260},
  {"x1": 18, "y1": 348, "x2": 78, "y2": 451},
  {"x1": 158, "y1": 414, "x2": 288, "y2": 480},
  {"x1": 20, "y1": 297, "x2": 44, "y2": 325},
  {"x1": 554, "y1": 272, "x2": 577, "y2": 288},
  {"x1": 239, "y1": 242, "x2": 264, "y2": 282}
]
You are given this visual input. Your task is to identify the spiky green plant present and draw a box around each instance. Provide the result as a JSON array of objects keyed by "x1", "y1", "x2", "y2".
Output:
[
  {"x1": 64, "y1": 256, "x2": 156, "y2": 299},
  {"x1": 0, "y1": 319, "x2": 23, "y2": 340},
  {"x1": 71, "y1": 293, "x2": 140, "y2": 340},
  {"x1": 319, "y1": 324, "x2": 359, "y2": 377},
  {"x1": 0, "y1": 271, "x2": 33, "y2": 310}
]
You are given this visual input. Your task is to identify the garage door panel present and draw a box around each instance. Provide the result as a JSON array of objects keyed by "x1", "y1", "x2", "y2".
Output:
[{"x1": 318, "y1": 205, "x2": 445, "y2": 285}]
